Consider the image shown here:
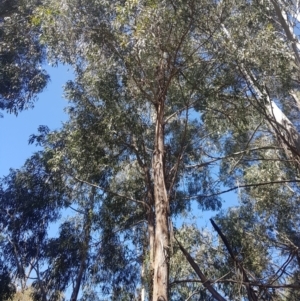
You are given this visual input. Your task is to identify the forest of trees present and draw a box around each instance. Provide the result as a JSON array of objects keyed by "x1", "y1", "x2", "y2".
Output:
[{"x1": 2, "y1": 0, "x2": 300, "y2": 300}]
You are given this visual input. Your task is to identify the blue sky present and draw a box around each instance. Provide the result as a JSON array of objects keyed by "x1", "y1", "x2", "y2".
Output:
[{"x1": 0, "y1": 65, "x2": 72, "y2": 177}]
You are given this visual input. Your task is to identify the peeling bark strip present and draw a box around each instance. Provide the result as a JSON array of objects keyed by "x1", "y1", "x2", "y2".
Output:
[{"x1": 152, "y1": 99, "x2": 170, "y2": 301}]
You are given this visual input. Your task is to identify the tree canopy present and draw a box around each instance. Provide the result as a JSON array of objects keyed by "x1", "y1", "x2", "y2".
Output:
[
  {"x1": 0, "y1": 0, "x2": 49, "y2": 113},
  {"x1": 2, "y1": 0, "x2": 300, "y2": 300}
]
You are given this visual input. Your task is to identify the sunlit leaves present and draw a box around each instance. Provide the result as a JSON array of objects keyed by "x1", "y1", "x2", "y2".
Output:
[{"x1": 0, "y1": 0, "x2": 49, "y2": 113}]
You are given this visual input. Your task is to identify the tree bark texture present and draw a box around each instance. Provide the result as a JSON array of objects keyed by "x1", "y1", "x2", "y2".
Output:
[
  {"x1": 148, "y1": 207, "x2": 155, "y2": 301},
  {"x1": 152, "y1": 99, "x2": 170, "y2": 301}
]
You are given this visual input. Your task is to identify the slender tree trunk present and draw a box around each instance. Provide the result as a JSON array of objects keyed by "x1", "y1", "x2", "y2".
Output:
[
  {"x1": 270, "y1": 0, "x2": 300, "y2": 67},
  {"x1": 258, "y1": 1, "x2": 300, "y2": 153},
  {"x1": 36, "y1": 260, "x2": 47, "y2": 301},
  {"x1": 148, "y1": 207, "x2": 155, "y2": 301},
  {"x1": 152, "y1": 100, "x2": 170, "y2": 301},
  {"x1": 70, "y1": 191, "x2": 94, "y2": 301},
  {"x1": 140, "y1": 241, "x2": 146, "y2": 301}
]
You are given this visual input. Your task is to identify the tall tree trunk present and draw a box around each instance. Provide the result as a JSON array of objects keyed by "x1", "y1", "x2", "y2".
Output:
[{"x1": 152, "y1": 99, "x2": 170, "y2": 301}]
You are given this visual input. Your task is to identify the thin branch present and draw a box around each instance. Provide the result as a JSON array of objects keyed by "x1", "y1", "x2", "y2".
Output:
[
  {"x1": 69, "y1": 205, "x2": 85, "y2": 214},
  {"x1": 185, "y1": 289, "x2": 201, "y2": 301},
  {"x1": 171, "y1": 279, "x2": 300, "y2": 290},
  {"x1": 164, "y1": 101, "x2": 196, "y2": 124},
  {"x1": 185, "y1": 146, "x2": 283, "y2": 169},
  {"x1": 229, "y1": 122, "x2": 262, "y2": 173},
  {"x1": 193, "y1": 179, "x2": 300, "y2": 198},
  {"x1": 70, "y1": 175, "x2": 151, "y2": 210},
  {"x1": 269, "y1": 252, "x2": 295, "y2": 286}
]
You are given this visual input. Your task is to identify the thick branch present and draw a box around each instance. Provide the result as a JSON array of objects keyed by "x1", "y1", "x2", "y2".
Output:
[
  {"x1": 210, "y1": 219, "x2": 258, "y2": 301},
  {"x1": 175, "y1": 237, "x2": 227, "y2": 301}
]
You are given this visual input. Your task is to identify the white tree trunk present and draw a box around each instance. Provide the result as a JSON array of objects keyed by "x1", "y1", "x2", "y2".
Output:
[
  {"x1": 221, "y1": 23, "x2": 300, "y2": 156},
  {"x1": 270, "y1": 0, "x2": 300, "y2": 66}
]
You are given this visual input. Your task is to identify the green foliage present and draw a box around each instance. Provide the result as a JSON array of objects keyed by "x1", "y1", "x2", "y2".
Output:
[
  {"x1": 0, "y1": 262, "x2": 15, "y2": 301},
  {"x1": 0, "y1": 0, "x2": 49, "y2": 113},
  {"x1": 0, "y1": 152, "x2": 70, "y2": 300},
  {"x1": 3, "y1": 0, "x2": 300, "y2": 300}
]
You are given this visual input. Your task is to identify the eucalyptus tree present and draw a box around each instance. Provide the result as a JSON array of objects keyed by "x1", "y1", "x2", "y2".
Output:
[
  {"x1": 0, "y1": 0, "x2": 50, "y2": 114},
  {"x1": 24, "y1": 0, "x2": 300, "y2": 300},
  {"x1": 199, "y1": 6, "x2": 300, "y2": 293},
  {"x1": 259, "y1": 0, "x2": 300, "y2": 163},
  {"x1": 0, "y1": 151, "x2": 69, "y2": 300},
  {"x1": 0, "y1": 142, "x2": 111, "y2": 300},
  {"x1": 32, "y1": 0, "x2": 238, "y2": 299},
  {"x1": 30, "y1": 119, "x2": 143, "y2": 299},
  {"x1": 40, "y1": 206, "x2": 95, "y2": 301},
  {"x1": 211, "y1": 192, "x2": 300, "y2": 301},
  {"x1": 205, "y1": 0, "x2": 300, "y2": 168},
  {"x1": 203, "y1": 4, "x2": 300, "y2": 298}
]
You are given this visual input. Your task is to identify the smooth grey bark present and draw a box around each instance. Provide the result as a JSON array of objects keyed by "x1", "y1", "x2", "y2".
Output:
[{"x1": 241, "y1": 65, "x2": 300, "y2": 156}]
